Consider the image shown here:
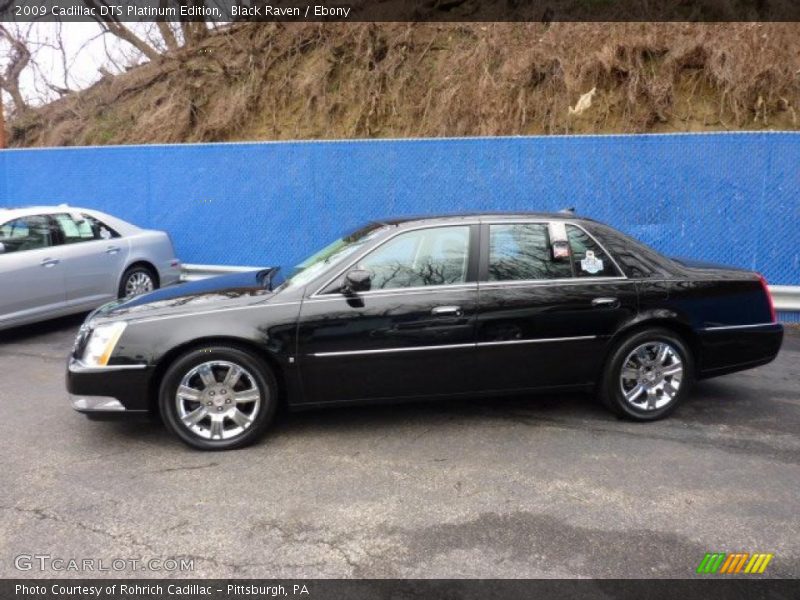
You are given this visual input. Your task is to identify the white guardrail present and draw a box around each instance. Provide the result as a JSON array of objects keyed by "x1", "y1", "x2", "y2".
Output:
[
  {"x1": 180, "y1": 263, "x2": 267, "y2": 282},
  {"x1": 181, "y1": 264, "x2": 800, "y2": 312},
  {"x1": 770, "y1": 286, "x2": 800, "y2": 312}
]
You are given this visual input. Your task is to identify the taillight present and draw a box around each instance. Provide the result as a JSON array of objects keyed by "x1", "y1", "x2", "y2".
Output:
[{"x1": 758, "y1": 274, "x2": 776, "y2": 323}]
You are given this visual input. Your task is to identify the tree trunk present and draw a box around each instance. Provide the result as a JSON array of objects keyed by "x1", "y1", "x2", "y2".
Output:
[
  {"x1": 156, "y1": 7, "x2": 180, "y2": 52},
  {"x1": 0, "y1": 90, "x2": 6, "y2": 149}
]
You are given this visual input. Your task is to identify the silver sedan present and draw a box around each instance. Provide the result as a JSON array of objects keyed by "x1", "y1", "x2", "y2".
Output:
[{"x1": 0, "y1": 205, "x2": 181, "y2": 331}]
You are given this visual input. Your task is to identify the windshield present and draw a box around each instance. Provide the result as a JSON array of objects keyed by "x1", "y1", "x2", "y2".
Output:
[{"x1": 276, "y1": 222, "x2": 387, "y2": 291}]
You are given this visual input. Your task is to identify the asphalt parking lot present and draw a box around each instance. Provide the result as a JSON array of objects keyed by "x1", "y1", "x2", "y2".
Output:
[{"x1": 1, "y1": 315, "x2": 798, "y2": 579}]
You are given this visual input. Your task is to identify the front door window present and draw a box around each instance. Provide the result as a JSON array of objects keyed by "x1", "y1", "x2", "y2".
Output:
[
  {"x1": 0, "y1": 216, "x2": 55, "y2": 253},
  {"x1": 356, "y1": 226, "x2": 471, "y2": 290}
]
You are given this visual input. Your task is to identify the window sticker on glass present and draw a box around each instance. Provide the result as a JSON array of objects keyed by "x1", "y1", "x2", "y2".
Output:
[
  {"x1": 552, "y1": 240, "x2": 570, "y2": 259},
  {"x1": 580, "y1": 250, "x2": 604, "y2": 274}
]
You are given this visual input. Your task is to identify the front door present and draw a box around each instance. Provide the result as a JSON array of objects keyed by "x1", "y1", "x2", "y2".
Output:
[
  {"x1": 297, "y1": 224, "x2": 479, "y2": 404},
  {"x1": 0, "y1": 214, "x2": 66, "y2": 325},
  {"x1": 476, "y1": 221, "x2": 638, "y2": 392}
]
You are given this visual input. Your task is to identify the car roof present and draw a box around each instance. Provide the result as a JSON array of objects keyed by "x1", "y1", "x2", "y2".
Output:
[
  {"x1": 0, "y1": 205, "x2": 142, "y2": 236},
  {"x1": 376, "y1": 211, "x2": 593, "y2": 227},
  {"x1": 0, "y1": 205, "x2": 93, "y2": 219}
]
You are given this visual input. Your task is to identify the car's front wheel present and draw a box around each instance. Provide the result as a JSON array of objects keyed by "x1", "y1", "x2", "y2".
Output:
[
  {"x1": 600, "y1": 328, "x2": 692, "y2": 421},
  {"x1": 159, "y1": 346, "x2": 278, "y2": 450}
]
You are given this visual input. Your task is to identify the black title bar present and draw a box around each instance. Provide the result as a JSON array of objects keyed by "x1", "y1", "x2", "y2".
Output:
[
  {"x1": 4, "y1": 579, "x2": 800, "y2": 600},
  {"x1": 3, "y1": 0, "x2": 800, "y2": 22}
]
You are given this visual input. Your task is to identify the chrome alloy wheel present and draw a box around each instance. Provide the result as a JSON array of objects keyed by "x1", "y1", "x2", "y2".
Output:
[
  {"x1": 175, "y1": 361, "x2": 263, "y2": 441},
  {"x1": 619, "y1": 341, "x2": 683, "y2": 411},
  {"x1": 125, "y1": 271, "x2": 154, "y2": 296}
]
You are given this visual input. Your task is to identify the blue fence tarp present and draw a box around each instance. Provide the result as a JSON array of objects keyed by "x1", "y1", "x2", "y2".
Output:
[{"x1": 1, "y1": 132, "x2": 798, "y2": 286}]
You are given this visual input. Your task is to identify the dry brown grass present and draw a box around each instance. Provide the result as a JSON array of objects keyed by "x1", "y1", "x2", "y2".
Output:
[{"x1": 9, "y1": 22, "x2": 800, "y2": 147}]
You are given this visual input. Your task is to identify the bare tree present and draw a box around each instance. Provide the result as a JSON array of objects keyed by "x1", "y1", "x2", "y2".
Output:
[
  {"x1": 0, "y1": 24, "x2": 31, "y2": 113},
  {"x1": 82, "y1": 0, "x2": 210, "y2": 61},
  {"x1": 0, "y1": 89, "x2": 7, "y2": 148}
]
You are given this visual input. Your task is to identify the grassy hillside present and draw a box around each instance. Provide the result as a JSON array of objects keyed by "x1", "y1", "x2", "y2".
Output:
[{"x1": 9, "y1": 22, "x2": 800, "y2": 147}]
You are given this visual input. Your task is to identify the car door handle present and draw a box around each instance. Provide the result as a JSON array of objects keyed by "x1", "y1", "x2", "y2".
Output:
[
  {"x1": 431, "y1": 305, "x2": 463, "y2": 316},
  {"x1": 40, "y1": 258, "x2": 60, "y2": 268},
  {"x1": 592, "y1": 297, "x2": 620, "y2": 308},
  {"x1": 105, "y1": 246, "x2": 120, "y2": 255}
]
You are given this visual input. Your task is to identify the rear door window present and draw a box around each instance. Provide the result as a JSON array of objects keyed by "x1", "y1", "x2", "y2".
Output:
[
  {"x1": 53, "y1": 213, "x2": 119, "y2": 243},
  {"x1": 487, "y1": 223, "x2": 573, "y2": 281}
]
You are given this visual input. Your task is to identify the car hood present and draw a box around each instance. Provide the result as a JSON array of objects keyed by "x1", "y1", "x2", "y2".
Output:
[{"x1": 90, "y1": 269, "x2": 277, "y2": 322}]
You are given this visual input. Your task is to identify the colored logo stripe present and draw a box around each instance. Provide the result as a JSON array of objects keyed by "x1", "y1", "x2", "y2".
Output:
[
  {"x1": 697, "y1": 553, "x2": 726, "y2": 574},
  {"x1": 744, "y1": 553, "x2": 774, "y2": 574},
  {"x1": 697, "y1": 552, "x2": 773, "y2": 574},
  {"x1": 719, "y1": 553, "x2": 749, "y2": 573}
]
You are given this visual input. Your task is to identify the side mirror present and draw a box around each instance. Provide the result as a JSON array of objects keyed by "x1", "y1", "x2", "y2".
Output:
[{"x1": 342, "y1": 268, "x2": 371, "y2": 295}]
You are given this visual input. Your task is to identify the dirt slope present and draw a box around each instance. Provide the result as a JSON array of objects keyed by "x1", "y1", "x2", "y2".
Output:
[{"x1": 9, "y1": 22, "x2": 800, "y2": 147}]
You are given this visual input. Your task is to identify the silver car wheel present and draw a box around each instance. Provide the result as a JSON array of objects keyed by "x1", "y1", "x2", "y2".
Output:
[
  {"x1": 175, "y1": 360, "x2": 263, "y2": 441},
  {"x1": 619, "y1": 341, "x2": 683, "y2": 411},
  {"x1": 125, "y1": 271, "x2": 154, "y2": 296}
]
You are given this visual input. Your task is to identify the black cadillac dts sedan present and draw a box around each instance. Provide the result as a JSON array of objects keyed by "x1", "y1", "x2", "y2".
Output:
[{"x1": 68, "y1": 213, "x2": 783, "y2": 450}]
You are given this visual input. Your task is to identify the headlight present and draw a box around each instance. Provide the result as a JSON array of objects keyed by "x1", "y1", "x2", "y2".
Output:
[{"x1": 81, "y1": 322, "x2": 127, "y2": 367}]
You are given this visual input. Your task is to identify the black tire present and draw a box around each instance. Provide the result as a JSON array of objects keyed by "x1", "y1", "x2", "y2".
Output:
[
  {"x1": 599, "y1": 327, "x2": 693, "y2": 422},
  {"x1": 159, "y1": 345, "x2": 278, "y2": 450},
  {"x1": 118, "y1": 264, "x2": 159, "y2": 298}
]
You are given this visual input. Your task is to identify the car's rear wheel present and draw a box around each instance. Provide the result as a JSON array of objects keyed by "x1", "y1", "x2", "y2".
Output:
[
  {"x1": 119, "y1": 265, "x2": 158, "y2": 298},
  {"x1": 159, "y1": 346, "x2": 278, "y2": 450},
  {"x1": 600, "y1": 327, "x2": 692, "y2": 421}
]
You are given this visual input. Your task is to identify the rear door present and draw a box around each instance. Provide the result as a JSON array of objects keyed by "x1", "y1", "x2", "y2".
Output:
[
  {"x1": 297, "y1": 224, "x2": 480, "y2": 404},
  {"x1": 476, "y1": 220, "x2": 637, "y2": 392},
  {"x1": 0, "y1": 214, "x2": 66, "y2": 325},
  {"x1": 51, "y1": 212, "x2": 128, "y2": 307}
]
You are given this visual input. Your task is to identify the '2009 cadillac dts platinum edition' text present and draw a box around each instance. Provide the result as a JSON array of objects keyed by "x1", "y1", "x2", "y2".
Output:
[{"x1": 66, "y1": 213, "x2": 783, "y2": 450}]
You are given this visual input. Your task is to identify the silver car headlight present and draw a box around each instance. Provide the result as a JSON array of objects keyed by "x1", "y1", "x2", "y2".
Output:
[{"x1": 82, "y1": 322, "x2": 127, "y2": 367}]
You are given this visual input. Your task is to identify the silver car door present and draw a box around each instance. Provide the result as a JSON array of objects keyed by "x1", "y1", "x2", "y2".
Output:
[
  {"x1": 0, "y1": 215, "x2": 66, "y2": 325},
  {"x1": 51, "y1": 212, "x2": 128, "y2": 307}
]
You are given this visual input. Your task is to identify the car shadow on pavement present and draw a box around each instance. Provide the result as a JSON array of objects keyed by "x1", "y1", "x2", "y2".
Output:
[
  {"x1": 84, "y1": 378, "x2": 797, "y2": 454},
  {"x1": 93, "y1": 390, "x2": 614, "y2": 450},
  {"x1": 0, "y1": 313, "x2": 87, "y2": 344}
]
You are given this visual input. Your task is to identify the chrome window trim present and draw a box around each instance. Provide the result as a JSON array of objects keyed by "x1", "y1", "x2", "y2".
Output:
[
  {"x1": 309, "y1": 335, "x2": 598, "y2": 357},
  {"x1": 479, "y1": 276, "x2": 629, "y2": 288},
  {"x1": 309, "y1": 218, "x2": 627, "y2": 299},
  {"x1": 304, "y1": 283, "x2": 479, "y2": 303},
  {"x1": 310, "y1": 221, "x2": 481, "y2": 298},
  {"x1": 701, "y1": 322, "x2": 778, "y2": 331}
]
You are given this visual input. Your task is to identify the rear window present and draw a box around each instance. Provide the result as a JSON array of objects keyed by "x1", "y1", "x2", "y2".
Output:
[
  {"x1": 566, "y1": 225, "x2": 621, "y2": 278},
  {"x1": 582, "y1": 222, "x2": 676, "y2": 278},
  {"x1": 486, "y1": 222, "x2": 622, "y2": 281}
]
